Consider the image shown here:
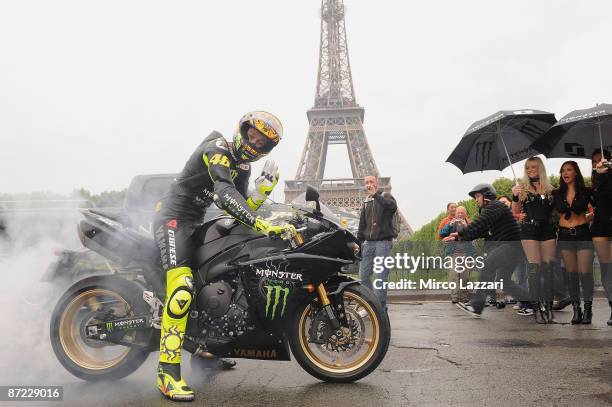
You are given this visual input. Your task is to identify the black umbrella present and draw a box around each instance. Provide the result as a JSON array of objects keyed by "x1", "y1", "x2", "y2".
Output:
[
  {"x1": 531, "y1": 104, "x2": 612, "y2": 159},
  {"x1": 446, "y1": 110, "x2": 557, "y2": 179}
]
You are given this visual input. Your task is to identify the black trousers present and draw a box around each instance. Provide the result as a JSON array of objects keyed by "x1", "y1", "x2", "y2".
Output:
[{"x1": 473, "y1": 243, "x2": 530, "y2": 305}]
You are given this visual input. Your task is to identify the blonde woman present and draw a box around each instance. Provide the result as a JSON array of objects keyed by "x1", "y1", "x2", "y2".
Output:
[{"x1": 511, "y1": 156, "x2": 556, "y2": 323}]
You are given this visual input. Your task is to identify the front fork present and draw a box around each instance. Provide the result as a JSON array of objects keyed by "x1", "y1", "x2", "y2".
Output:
[{"x1": 316, "y1": 283, "x2": 349, "y2": 331}]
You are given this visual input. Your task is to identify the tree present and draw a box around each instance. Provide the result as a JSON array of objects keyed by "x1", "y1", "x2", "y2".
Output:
[
  {"x1": 492, "y1": 177, "x2": 514, "y2": 198},
  {"x1": 92, "y1": 190, "x2": 127, "y2": 207},
  {"x1": 70, "y1": 188, "x2": 127, "y2": 207},
  {"x1": 393, "y1": 197, "x2": 479, "y2": 257},
  {"x1": 549, "y1": 175, "x2": 560, "y2": 188}
]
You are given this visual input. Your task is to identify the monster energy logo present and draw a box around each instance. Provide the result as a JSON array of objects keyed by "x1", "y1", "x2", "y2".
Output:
[
  {"x1": 265, "y1": 285, "x2": 290, "y2": 319},
  {"x1": 103, "y1": 317, "x2": 146, "y2": 332}
]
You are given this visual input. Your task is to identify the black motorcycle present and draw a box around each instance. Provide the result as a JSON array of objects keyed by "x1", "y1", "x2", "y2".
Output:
[{"x1": 50, "y1": 187, "x2": 390, "y2": 383}]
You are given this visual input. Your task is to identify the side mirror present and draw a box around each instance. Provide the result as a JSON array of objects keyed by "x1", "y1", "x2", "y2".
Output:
[
  {"x1": 305, "y1": 185, "x2": 321, "y2": 214},
  {"x1": 305, "y1": 185, "x2": 320, "y2": 202}
]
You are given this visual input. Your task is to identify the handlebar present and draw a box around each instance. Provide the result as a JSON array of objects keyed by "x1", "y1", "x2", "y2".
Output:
[{"x1": 268, "y1": 225, "x2": 307, "y2": 247}]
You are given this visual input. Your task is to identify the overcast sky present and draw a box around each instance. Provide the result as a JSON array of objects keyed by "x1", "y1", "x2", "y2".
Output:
[{"x1": 1, "y1": 1, "x2": 611, "y2": 229}]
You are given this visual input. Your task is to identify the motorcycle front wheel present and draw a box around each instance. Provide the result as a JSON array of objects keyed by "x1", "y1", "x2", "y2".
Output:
[
  {"x1": 50, "y1": 276, "x2": 151, "y2": 381},
  {"x1": 288, "y1": 284, "x2": 390, "y2": 383}
]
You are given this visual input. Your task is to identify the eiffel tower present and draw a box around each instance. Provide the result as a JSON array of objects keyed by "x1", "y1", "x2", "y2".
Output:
[{"x1": 284, "y1": 0, "x2": 412, "y2": 236}]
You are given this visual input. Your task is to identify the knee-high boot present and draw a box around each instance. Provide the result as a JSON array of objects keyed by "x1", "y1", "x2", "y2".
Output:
[
  {"x1": 580, "y1": 272, "x2": 594, "y2": 324},
  {"x1": 568, "y1": 272, "x2": 582, "y2": 324},
  {"x1": 157, "y1": 266, "x2": 195, "y2": 401},
  {"x1": 601, "y1": 263, "x2": 612, "y2": 326},
  {"x1": 542, "y1": 262, "x2": 556, "y2": 323},
  {"x1": 527, "y1": 263, "x2": 547, "y2": 324}
]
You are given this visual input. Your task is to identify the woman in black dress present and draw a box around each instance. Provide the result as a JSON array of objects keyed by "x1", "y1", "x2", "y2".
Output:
[
  {"x1": 552, "y1": 161, "x2": 594, "y2": 324},
  {"x1": 591, "y1": 149, "x2": 612, "y2": 325},
  {"x1": 511, "y1": 156, "x2": 556, "y2": 323}
]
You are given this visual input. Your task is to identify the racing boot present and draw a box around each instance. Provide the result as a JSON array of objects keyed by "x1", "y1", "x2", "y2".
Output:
[
  {"x1": 191, "y1": 349, "x2": 237, "y2": 370},
  {"x1": 157, "y1": 266, "x2": 195, "y2": 402},
  {"x1": 183, "y1": 338, "x2": 237, "y2": 371},
  {"x1": 216, "y1": 358, "x2": 237, "y2": 369},
  {"x1": 157, "y1": 363, "x2": 194, "y2": 402}
]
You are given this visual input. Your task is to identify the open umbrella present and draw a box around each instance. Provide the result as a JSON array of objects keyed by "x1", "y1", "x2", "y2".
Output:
[
  {"x1": 531, "y1": 104, "x2": 612, "y2": 159},
  {"x1": 446, "y1": 110, "x2": 557, "y2": 180}
]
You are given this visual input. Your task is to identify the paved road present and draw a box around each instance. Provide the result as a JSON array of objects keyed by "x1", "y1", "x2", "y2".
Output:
[{"x1": 2, "y1": 299, "x2": 611, "y2": 407}]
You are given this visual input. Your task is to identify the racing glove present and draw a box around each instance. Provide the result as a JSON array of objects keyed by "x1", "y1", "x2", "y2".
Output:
[
  {"x1": 247, "y1": 160, "x2": 279, "y2": 211},
  {"x1": 254, "y1": 217, "x2": 297, "y2": 240}
]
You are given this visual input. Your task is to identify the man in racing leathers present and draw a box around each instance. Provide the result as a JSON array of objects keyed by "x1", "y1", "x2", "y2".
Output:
[{"x1": 153, "y1": 111, "x2": 296, "y2": 401}]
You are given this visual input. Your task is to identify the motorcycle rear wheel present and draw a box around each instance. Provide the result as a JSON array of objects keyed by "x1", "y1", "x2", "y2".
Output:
[
  {"x1": 50, "y1": 276, "x2": 151, "y2": 381},
  {"x1": 289, "y1": 284, "x2": 390, "y2": 383}
]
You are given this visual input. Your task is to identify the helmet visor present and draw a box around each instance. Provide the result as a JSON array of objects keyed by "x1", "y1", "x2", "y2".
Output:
[
  {"x1": 252, "y1": 119, "x2": 280, "y2": 143},
  {"x1": 242, "y1": 125, "x2": 276, "y2": 156}
]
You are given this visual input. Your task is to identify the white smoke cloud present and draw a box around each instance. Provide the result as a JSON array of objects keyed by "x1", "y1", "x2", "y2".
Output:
[
  {"x1": 0, "y1": 203, "x2": 220, "y2": 403},
  {"x1": 0, "y1": 207, "x2": 84, "y2": 385}
]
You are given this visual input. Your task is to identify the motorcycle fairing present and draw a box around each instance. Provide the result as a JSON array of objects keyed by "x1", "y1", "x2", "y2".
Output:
[{"x1": 207, "y1": 329, "x2": 291, "y2": 361}]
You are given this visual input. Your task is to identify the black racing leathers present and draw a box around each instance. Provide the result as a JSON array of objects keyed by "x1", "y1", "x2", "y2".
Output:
[
  {"x1": 158, "y1": 131, "x2": 255, "y2": 225},
  {"x1": 155, "y1": 131, "x2": 256, "y2": 271}
]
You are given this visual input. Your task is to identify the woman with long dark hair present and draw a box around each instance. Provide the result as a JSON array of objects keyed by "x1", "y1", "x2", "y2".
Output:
[
  {"x1": 591, "y1": 149, "x2": 612, "y2": 325},
  {"x1": 552, "y1": 161, "x2": 594, "y2": 324},
  {"x1": 511, "y1": 157, "x2": 556, "y2": 323}
]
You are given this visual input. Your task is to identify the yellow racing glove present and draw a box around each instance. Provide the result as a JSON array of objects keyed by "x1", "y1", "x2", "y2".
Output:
[
  {"x1": 254, "y1": 217, "x2": 297, "y2": 240},
  {"x1": 247, "y1": 160, "x2": 279, "y2": 210}
]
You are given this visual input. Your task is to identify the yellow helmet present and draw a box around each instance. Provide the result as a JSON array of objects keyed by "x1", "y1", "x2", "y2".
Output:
[{"x1": 233, "y1": 111, "x2": 283, "y2": 162}]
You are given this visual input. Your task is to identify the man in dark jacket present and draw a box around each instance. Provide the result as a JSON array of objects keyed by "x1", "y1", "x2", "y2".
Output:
[
  {"x1": 443, "y1": 183, "x2": 530, "y2": 317},
  {"x1": 358, "y1": 175, "x2": 398, "y2": 310}
]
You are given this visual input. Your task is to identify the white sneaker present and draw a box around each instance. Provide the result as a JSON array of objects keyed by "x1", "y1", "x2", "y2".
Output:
[{"x1": 455, "y1": 301, "x2": 482, "y2": 317}]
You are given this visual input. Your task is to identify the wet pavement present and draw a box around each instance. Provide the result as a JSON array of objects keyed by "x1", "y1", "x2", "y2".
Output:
[{"x1": 3, "y1": 300, "x2": 612, "y2": 406}]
